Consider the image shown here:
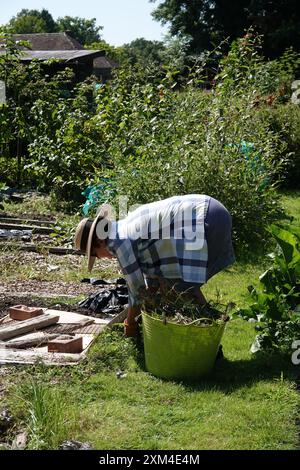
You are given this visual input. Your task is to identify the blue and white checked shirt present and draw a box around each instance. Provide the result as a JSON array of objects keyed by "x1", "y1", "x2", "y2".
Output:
[{"x1": 106, "y1": 195, "x2": 210, "y2": 306}]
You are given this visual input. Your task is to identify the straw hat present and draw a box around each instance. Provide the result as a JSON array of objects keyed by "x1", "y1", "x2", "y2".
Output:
[{"x1": 74, "y1": 205, "x2": 112, "y2": 271}]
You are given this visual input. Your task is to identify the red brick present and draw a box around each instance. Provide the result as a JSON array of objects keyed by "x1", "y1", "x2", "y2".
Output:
[
  {"x1": 9, "y1": 305, "x2": 44, "y2": 321},
  {"x1": 48, "y1": 336, "x2": 83, "y2": 354}
]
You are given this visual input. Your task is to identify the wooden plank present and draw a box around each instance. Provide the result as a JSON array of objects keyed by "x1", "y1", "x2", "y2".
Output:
[
  {"x1": 0, "y1": 217, "x2": 55, "y2": 227},
  {"x1": 0, "y1": 243, "x2": 83, "y2": 256},
  {"x1": 0, "y1": 313, "x2": 59, "y2": 341},
  {"x1": 47, "y1": 247, "x2": 82, "y2": 255},
  {"x1": 74, "y1": 324, "x2": 105, "y2": 334},
  {"x1": 0, "y1": 333, "x2": 74, "y2": 349},
  {"x1": 0, "y1": 222, "x2": 54, "y2": 234},
  {"x1": 107, "y1": 307, "x2": 128, "y2": 327},
  {"x1": 0, "y1": 348, "x2": 84, "y2": 365},
  {"x1": 0, "y1": 334, "x2": 94, "y2": 365},
  {"x1": 44, "y1": 310, "x2": 108, "y2": 325},
  {"x1": 0, "y1": 311, "x2": 104, "y2": 327}
]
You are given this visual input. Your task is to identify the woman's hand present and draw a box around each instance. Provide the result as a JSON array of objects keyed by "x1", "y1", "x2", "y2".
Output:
[{"x1": 124, "y1": 305, "x2": 141, "y2": 337}]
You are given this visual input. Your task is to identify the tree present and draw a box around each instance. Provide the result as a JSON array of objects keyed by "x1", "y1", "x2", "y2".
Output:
[
  {"x1": 87, "y1": 40, "x2": 125, "y2": 63},
  {"x1": 159, "y1": 34, "x2": 191, "y2": 70},
  {"x1": 150, "y1": 0, "x2": 300, "y2": 58},
  {"x1": 247, "y1": 0, "x2": 300, "y2": 58},
  {"x1": 56, "y1": 16, "x2": 102, "y2": 45},
  {"x1": 6, "y1": 8, "x2": 57, "y2": 34},
  {"x1": 122, "y1": 38, "x2": 166, "y2": 65},
  {"x1": 89, "y1": 36, "x2": 191, "y2": 70},
  {"x1": 5, "y1": 10, "x2": 103, "y2": 46}
]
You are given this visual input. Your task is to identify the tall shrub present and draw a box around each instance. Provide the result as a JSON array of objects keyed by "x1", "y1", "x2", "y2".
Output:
[{"x1": 89, "y1": 36, "x2": 285, "y2": 249}]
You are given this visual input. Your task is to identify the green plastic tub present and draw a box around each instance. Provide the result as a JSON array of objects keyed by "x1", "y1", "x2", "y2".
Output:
[{"x1": 142, "y1": 313, "x2": 226, "y2": 380}]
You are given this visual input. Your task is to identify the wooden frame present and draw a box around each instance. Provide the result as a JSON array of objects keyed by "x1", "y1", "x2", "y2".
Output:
[{"x1": 0, "y1": 307, "x2": 128, "y2": 366}]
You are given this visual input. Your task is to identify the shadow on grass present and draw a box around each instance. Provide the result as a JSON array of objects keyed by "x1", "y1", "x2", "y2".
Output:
[
  {"x1": 169, "y1": 354, "x2": 299, "y2": 392},
  {"x1": 135, "y1": 337, "x2": 300, "y2": 392},
  {"x1": 189, "y1": 353, "x2": 300, "y2": 392}
]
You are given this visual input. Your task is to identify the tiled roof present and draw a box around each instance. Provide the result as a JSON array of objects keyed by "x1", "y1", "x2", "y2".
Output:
[{"x1": 10, "y1": 32, "x2": 84, "y2": 51}]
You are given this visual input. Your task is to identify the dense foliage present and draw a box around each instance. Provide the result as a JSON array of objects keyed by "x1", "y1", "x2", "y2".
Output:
[
  {"x1": 1, "y1": 32, "x2": 300, "y2": 249},
  {"x1": 0, "y1": 34, "x2": 76, "y2": 185},
  {"x1": 235, "y1": 224, "x2": 300, "y2": 354},
  {"x1": 88, "y1": 35, "x2": 191, "y2": 70},
  {"x1": 256, "y1": 104, "x2": 300, "y2": 188},
  {"x1": 79, "y1": 34, "x2": 293, "y2": 248}
]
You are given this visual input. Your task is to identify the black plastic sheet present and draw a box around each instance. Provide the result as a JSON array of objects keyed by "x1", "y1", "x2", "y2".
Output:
[
  {"x1": 0, "y1": 229, "x2": 32, "y2": 240},
  {"x1": 78, "y1": 278, "x2": 128, "y2": 315}
]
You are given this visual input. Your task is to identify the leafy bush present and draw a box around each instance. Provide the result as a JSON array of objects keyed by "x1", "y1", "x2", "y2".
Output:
[
  {"x1": 256, "y1": 104, "x2": 300, "y2": 188},
  {"x1": 26, "y1": 78, "x2": 100, "y2": 202},
  {"x1": 0, "y1": 32, "x2": 296, "y2": 249},
  {"x1": 0, "y1": 32, "x2": 76, "y2": 187},
  {"x1": 248, "y1": 46, "x2": 300, "y2": 103},
  {"x1": 235, "y1": 224, "x2": 300, "y2": 354},
  {"x1": 89, "y1": 36, "x2": 285, "y2": 249}
]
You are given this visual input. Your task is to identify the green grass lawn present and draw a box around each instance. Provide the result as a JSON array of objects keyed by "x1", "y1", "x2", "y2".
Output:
[
  {"x1": 5, "y1": 320, "x2": 299, "y2": 450},
  {"x1": 280, "y1": 190, "x2": 300, "y2": 228},
  {"x1": 1, "y1": 191, "x2": 300, "y2": 450}
]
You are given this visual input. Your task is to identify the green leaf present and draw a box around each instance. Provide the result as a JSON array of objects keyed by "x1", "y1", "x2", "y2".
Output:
[
  {"x1": 259, "y1": 268, "x2": 275, "y2": 292},
  {"x1": 268, "y1": 224, "x2": 300, "y2": 266}
]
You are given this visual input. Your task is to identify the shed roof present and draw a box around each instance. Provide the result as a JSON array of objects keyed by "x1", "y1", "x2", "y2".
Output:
[
  {"x1": 0, "y1": 33, "x2": 118, "y2": 70},
  {"x1": 0, "y1": 49, "x2": 104, "y2": 62},
  {"x1": 10, "y1": 32, "x2": 84, "y2": 51}
]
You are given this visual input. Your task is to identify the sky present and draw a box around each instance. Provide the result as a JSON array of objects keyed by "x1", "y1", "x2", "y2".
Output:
[{"x1": 0, "y1": 0, "x2": 169, "y2": 46}]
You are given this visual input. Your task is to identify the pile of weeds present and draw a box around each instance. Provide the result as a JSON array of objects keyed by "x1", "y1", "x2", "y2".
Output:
[{"x1": 141, "y1": 287, "x2": 233, "y2": 325}]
